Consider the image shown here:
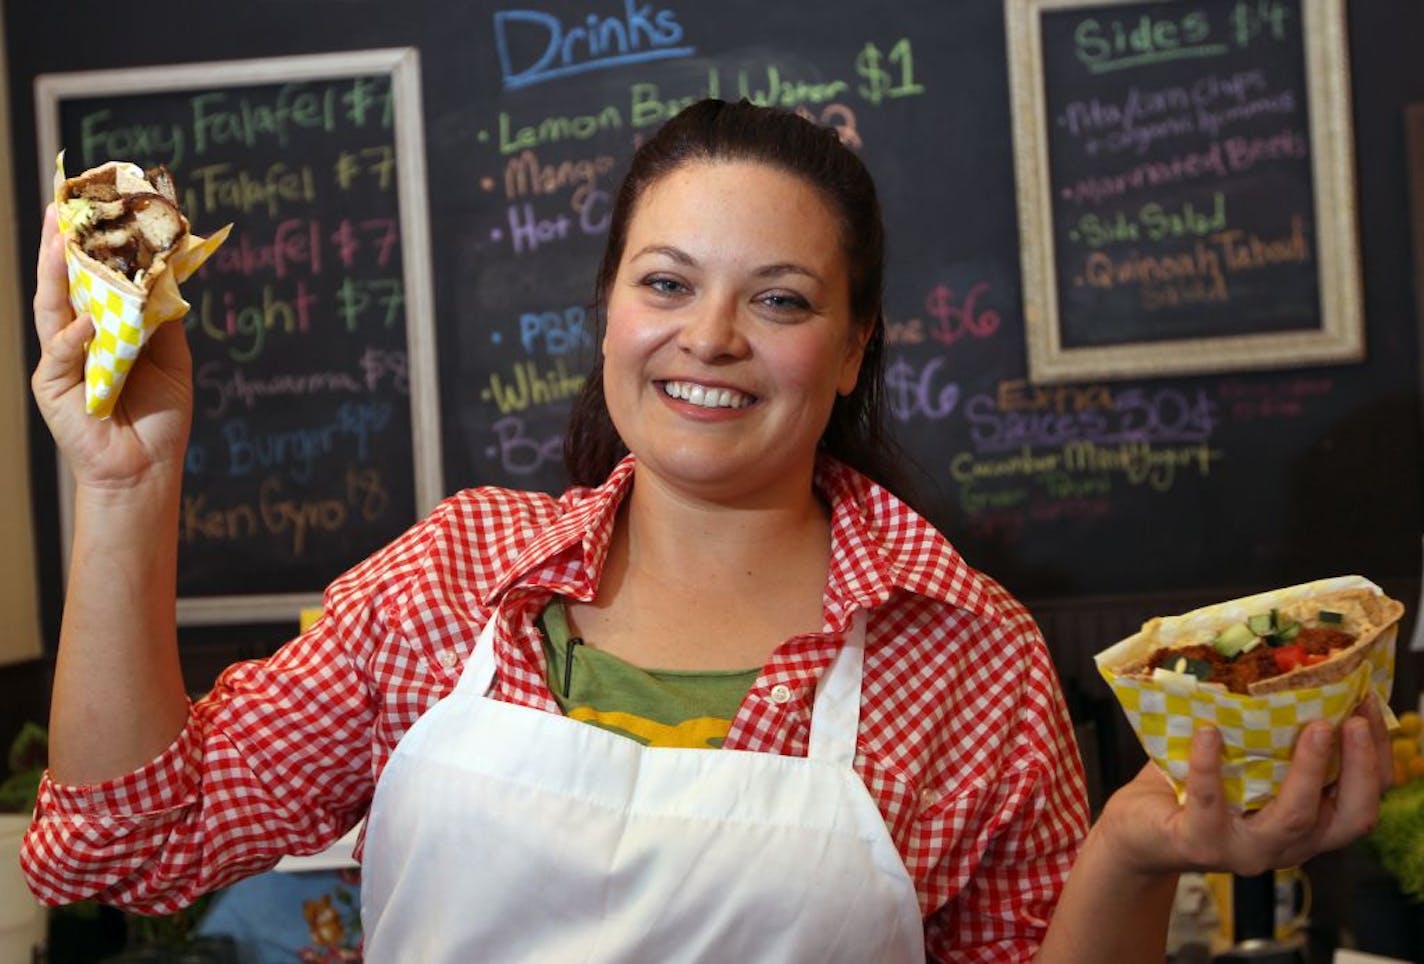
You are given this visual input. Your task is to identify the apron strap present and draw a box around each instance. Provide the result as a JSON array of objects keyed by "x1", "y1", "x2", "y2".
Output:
[
  {"x1": 807, "y1": 609, "x2": 867, "y2": 768},
  {"x1": 455, "y1": 615, "x2": 501, "y2": 696}
]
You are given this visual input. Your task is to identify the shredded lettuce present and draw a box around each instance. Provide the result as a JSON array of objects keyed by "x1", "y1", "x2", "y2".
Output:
[{"x1": 59, "y1": 197, "x2": 95, "y2": 231}]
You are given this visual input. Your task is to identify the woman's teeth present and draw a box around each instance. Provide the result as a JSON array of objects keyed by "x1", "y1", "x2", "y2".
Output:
[{"x1": 663, "y1": 380, "x2": 752, "y2": 409}]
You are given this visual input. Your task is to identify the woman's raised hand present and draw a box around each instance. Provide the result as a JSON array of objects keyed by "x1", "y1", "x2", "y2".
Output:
[
  {"x1": 1103, "y1": 695, "x2": 1391, "y2": 878},
  {"x1": 31, "y1": 204, "x2": 193, "y2": 490}
]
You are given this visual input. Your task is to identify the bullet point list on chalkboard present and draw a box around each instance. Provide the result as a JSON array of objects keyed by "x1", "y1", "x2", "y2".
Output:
[
  {"x1": 491, "y1": 228, "x2": 503, "y2": 241},
  {"x1": 481, "y1": 178, "x2": 495, "y2": 191},
  {"x1": 478, "y1": 130, "x2": 489, "y2": 142},
  {"x1": 1021, "y1": 0, "x2": 1350, "y2": 363},
  {"x1": 491, "y1": 331, "x2": 502, "y2": 344}
]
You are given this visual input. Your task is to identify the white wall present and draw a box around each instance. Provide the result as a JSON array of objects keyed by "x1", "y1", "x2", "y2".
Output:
[{"x1": 0, "y1": 0, "x2": 45, "y2": 666}]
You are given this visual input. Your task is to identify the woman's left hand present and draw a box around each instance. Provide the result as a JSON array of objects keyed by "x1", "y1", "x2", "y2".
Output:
[{"x1": 1101, "y1": 695, "x2": 1392, "y2": 878}]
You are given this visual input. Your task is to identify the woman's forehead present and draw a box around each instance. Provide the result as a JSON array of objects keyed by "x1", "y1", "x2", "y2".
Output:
[
  {"x1": 635, "y1": 159, "x2": 833, "y2": 213},
  {"x1": 623, "y1": 161, "x2": 847, "y2": 272}
]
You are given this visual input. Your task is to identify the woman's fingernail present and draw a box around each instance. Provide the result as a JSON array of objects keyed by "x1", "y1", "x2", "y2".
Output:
[
  {"x1": 1197, "y1": 727, "x2": 1220, "y2": 751},
  {"x1": 1348, "y1": 718, "x2": 1371, "y2": 747},
  {"x1": 1312, "y1": 724, "x2": 1333, "y2": 751}
]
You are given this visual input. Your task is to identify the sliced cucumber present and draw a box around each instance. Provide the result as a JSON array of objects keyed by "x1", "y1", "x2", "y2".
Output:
[
  {"x1": 1214, "y1": 622, "x2": 1257, "y2": 657},
  {"x1": 1247, "y1": 614, "x2": 1274, "y2": 636},
  {"x1": 1248, "y1": 609, "x2": 1300, "y2": 646}
]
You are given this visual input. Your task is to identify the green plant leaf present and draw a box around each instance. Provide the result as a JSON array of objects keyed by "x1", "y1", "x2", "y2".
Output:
[
  {"x1": 0, "y1": 722, "x2": 47, "y2": 813},
  {"x1": 1371, "y1": 780, "x2": 1424, "y2": 902},
  {"x1": 7, "y1": 722, "x2": 47, "y2": 774}
]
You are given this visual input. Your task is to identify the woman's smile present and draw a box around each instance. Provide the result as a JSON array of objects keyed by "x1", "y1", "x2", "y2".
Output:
[{"x1": 658, "y1": 379, "x2": 756, "y2": 411}]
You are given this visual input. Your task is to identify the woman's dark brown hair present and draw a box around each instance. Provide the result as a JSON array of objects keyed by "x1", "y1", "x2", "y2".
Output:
[{"x1": 563, "y1": 98, "x2": 912, "y2": 501}]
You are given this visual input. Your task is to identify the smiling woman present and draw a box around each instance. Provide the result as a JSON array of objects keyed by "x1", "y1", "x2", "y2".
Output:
[
  {"x1": 598, "y1": 161, "x2": 864, "y2": 508},
  {"x1": 565, "y1": 100, "x2": 898, "y2": 501},
  {"x1": 23, "y1": 98, "x2": 1393, "y2": 964}
]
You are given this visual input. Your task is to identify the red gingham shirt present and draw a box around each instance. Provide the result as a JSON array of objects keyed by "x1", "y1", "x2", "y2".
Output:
[{"x1": 24, "y1": 455, "x2": 1089, "y2": 961}]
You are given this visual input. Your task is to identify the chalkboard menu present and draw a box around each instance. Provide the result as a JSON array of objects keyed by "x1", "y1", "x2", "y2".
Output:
[
  {"x1": 36, "y1": 49, "x2": 440, "y2": 624},
  {"x1": 429, "y1": 0, "x2": 1413, "y2": 600},
  {"x1": 15, "y1": 0, "x2": 1420, "y2": 619},
  {"x1": 1007, "y1": 0, "x2": 1363, "y2": 382},
  {"x1": 444, "y1": 12, "x2": 951, "y2": 491}
]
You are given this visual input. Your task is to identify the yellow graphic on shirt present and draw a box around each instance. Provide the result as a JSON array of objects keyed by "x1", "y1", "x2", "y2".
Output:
[{"x1": 567, "y1": 707, "x2": 731, "y2": 748}]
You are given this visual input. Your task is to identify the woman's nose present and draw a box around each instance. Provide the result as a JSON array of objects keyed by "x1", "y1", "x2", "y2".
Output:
[{"x1": 677, "y1": 295, "x2": 749, "y2": 362}]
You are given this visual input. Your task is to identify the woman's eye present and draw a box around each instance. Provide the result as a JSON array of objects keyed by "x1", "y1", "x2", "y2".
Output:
[
  {"x1": 641, "y1": 275, "x2": 688, "y2": 296},
  {"x1": 759, "y1": 291, "x2": 812, "y2": 312}
]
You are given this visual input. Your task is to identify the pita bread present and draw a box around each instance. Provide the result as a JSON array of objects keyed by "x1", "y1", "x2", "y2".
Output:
[
  {"x1": 1120, "y1": 586, "x2": 1403, "y2": 696},
  {"x1": 52, "y1": 152, "x2": 232, "y2": 417},
  {"x1": 1245, "y1": 589, "x2": 1403, "y2": 694},
  {"x1": 56, "y1": 160, "x2": 188, "y2": 296}
]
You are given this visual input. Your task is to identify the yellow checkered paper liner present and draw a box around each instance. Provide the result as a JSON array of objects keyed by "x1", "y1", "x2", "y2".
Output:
[
  {"x1": 1096, "y1": 576, "x2": 1398, "y2": 811},
  {"x1": 66, "y1": 259, "x2": 151, "y2": 418}
]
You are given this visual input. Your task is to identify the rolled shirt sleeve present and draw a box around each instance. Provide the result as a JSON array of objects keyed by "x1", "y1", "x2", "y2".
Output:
[{"x1": 17, "y1": 511, "x2": 444, "y2": 914}]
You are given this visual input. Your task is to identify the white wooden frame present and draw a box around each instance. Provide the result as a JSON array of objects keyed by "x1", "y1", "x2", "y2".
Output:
[
  {"x1": 35, "y1": 48, "x2": 441, "y2": 625},
  {"x1": 1005, "y1": 0, "x2": 1363, "y2": 383}
]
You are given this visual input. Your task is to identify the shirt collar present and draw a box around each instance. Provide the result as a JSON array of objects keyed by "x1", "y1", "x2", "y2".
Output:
[
  {"x1": 489, "y1": 454, "x2": 989, "y2": 625},
  {"x1": 814, "y1": 455, "x2": 989, "y2": 629},
  {"x1": 487, "y1": 456, "x2": 637, "y2": 604}
]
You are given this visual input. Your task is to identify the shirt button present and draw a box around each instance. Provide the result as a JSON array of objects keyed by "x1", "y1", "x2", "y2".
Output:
[
  {"x1": 919, "y1": 788, "x2": 939, "y2": 809},
  {"x1": 437, "y1": 649, "x2": 458, "y2": 669},
  {"x1": 768, "y1": 684, "x2": 793, "y2": 704}
]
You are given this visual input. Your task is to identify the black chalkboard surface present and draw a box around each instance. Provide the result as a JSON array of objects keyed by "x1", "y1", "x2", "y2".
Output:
[
  {"x1": 36, "y1": 50, "x2": 441, "y2": 624},
  {"x1": 1007, "y1": 0, "x2": 1364, "y2": 383},
  {"x1": 442, "y1": 15, "x2": 953, "y2": 495},
  {"x1": 432, "y1": 0, "x2": 1414, "y2": 599},
  {"x1": 13, "y1": 0, "x2": 1421, "y2": 624}
]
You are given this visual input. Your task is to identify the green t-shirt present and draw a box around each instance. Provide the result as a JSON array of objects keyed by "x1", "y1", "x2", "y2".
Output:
[{"x1": 538, "y1": 598, "x2": 760, "y2": 749}]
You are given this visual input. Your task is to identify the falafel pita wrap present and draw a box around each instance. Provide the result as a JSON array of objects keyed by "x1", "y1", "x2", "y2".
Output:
[
  {"x1": 53, "y1": 152, "x2": 231, "y2": 418},
  {"x1": 1095, "y1": 575, "x2": 1403, "y2": 811}
]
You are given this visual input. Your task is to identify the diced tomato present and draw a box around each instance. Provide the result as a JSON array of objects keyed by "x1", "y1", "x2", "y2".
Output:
[{"x1": 1273, "y1": 645, "x2": 1328, "y2": 673}]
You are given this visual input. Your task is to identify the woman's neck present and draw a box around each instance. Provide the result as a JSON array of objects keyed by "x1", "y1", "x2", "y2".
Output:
[
  {"x1": 620, "y1": 461, "x2": 831, "y2": 593},
  {"x1": 563, "y1": 461, "x2": 835, "y2": 670}
]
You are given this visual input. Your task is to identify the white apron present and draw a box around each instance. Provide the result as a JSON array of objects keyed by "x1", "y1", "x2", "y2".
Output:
[{"x1": 361, "y1": 608, "x2": 925, "y2": 962}]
